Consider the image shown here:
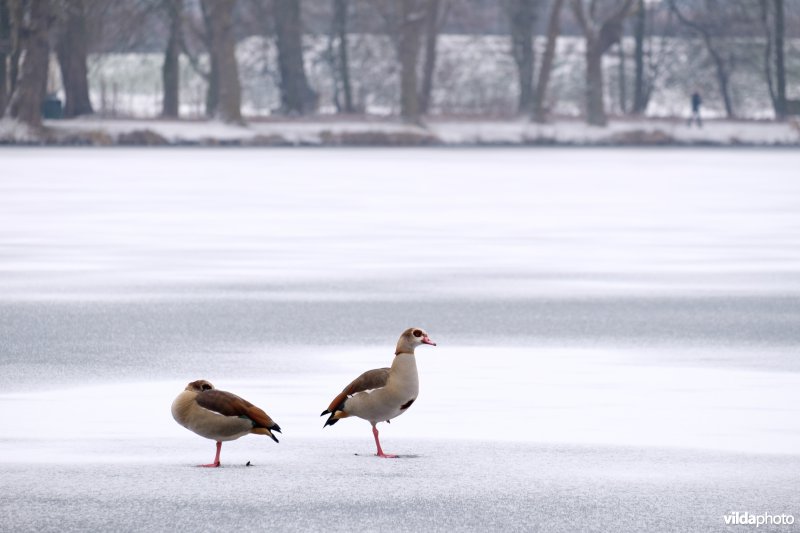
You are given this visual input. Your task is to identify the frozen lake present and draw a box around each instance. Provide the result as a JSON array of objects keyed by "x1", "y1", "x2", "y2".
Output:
[{"x1": 1, "y1": 148, "x2": 799, "y2": 531}]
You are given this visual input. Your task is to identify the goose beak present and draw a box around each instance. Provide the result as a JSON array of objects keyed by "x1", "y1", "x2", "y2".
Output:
[{"x1": 422, "y1": 336, "x2": 437, "y2": 346}]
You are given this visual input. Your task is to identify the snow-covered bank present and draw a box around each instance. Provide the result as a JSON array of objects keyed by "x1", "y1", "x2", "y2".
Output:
[{"x1": 2, "y1": 117, "x2": 798, "y2": 146}]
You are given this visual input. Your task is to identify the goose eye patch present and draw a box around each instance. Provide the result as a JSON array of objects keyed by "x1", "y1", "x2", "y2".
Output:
[{"x1": 413, "y1": 329, "x2": 422, "y2": 337}]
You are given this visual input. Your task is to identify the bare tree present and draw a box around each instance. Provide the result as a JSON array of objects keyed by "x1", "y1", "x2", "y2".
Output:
[
  {"x1": 507, "y1": 0, "x2": 540, "y2": 115},
  {"x1": 419, "y1": 0, "x2": 446, "y2": 114},
  {"x1": 773, "y1": 0, "x2": 786, "y2": 119},
  {"x1": 372, "y1": 0, "x2": 427, "y2": 121},
  {"x1": 55, "y1": 0, "x2": 94, "y2": 118},
  {"x1": 331, "y1": 0, "x2": 354, "y2": 113},
  {"x1": 8, "y1": 0, "x2": 20, "y2": 98},
  {"x1": 399, "y1": 0, "x2": 425, "y2": 122},
  {"x1": 571, "y1": 0, "x2": 634, "y2": 126},
  {"x1": 161, "y1": 0, "x2": 183, "y2": 118},
  {"x1": 533, "y1": 0, "x2": 564, "y2": 122},
  {"x1": 200, "y1": 0, "x2": 242, "y2": 123},
  {"x1": 199, "y1": 2, "x2": 219, "y2": 118},
  {"x1": 0, "y1": 0, "x2": 10, "y2": 116},
  {"x1": 274, "y1": 0, "x2": 316, "y2": 114},
  {"x1": 629, "y1": 1, "x2": 675, "y2": 116},
  {"x1": 761, "y1": 0, "x2": 786, "y2": 118},
  {"x1": 3, "y1": 0, "x2": 22, "y2": 111},
  {"x1": 5, "y1": 0, "x2": 54, "y2": 127},
  {"x1": 616, "y1": 40, "x2": 626, "y2": 113},
  {"x1": 181, "y1": 3, "x2": 216, "y2": 117},
  {"x1": 631, "y1": 0, "x2": 647, "y2": 114},
  {"x1": 669, "y1": 0, "x2": 741, "y2": 119}
]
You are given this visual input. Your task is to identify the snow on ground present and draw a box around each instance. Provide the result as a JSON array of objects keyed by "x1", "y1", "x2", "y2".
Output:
[
  {"x1": 34, "y1": 116, "x2": 800, "y2": 145},
  {"x1": 43, "y1": 116, "x2": 417, "y2": 145},
  {"x1": 1, "y1": 148, "x2": 799, "y2": 531},
  {"x1": 432, "y1": 118, "x2": 800, "y2": 145},
  {"x1": 0, "y1": 118, "x2": 39, "y2": 143}
]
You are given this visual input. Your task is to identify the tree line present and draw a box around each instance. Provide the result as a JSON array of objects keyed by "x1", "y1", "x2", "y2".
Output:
[{"x1": 0, "y1": 0, "x2": 794, "y2": 130}]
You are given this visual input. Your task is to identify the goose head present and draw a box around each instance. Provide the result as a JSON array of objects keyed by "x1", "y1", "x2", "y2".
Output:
[
  {"x1": 396, "y1": 327, "x2": 436, "y2": 355},
  {"x1": 185, "y1": 379, "x2": 215, "y2": 392}
]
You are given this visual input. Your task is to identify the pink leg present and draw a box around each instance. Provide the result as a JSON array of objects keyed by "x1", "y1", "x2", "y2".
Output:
[
  {"x1": 199, "y1": 441, "x2": 222, "y2": 467},
  {"x1": 372, "y1": 425, "x2": 398, "y2": 458}
]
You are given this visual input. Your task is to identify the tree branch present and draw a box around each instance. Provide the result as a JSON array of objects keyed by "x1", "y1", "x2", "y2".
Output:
[{"x1": 571, "y1": 0, "x2": 590, "y2": 36}]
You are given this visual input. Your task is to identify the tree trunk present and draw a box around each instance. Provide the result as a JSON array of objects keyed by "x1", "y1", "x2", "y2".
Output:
[
  {"x1": 205, "y1": 57, "x2": 219, "y2": 118},
  {"x1": 55, "y1": 0, "x2": 93, "y2": 118},
  {"x1": 0, "y1": 0, "x2": 10, "y2": 116},
  {"x1": 399, "y1": 0, "x2": 424, "y2": 123},
  {"x1": 585, "y1": 43, "x2": 606, "y2": 126},
  {"x1": 761, "y1": 0, "x2": 777, "y2": 111},
  {"x1": 200, "y1": 0, "x2": 242, "y2": 123},
  {"x1": 774, "y1": 0, "x2": 786, "y2": 119},
  {"x1": 572, "y1": 0, "x2": 632, "y2": 126},
  {"x1": 161, "y1": 0, "x2": 182, "y2": 118},
  {"x1": 509, "y1": 0, "x2": 537, "y2": 115},
  {"x1": 632, "y1": 0, "x2": 647, "y2": 114},
  {"x1": 5, "y1": 0, "x2": 52, "y2": 127},
  {"x1": 275, "y1": 0, "x2": 316, "y2": 115},
  {"x1": 708, "y1": 44, "x2": 734, "y2": 118},
  {"x1": 533, "y1": 0, "x2": 563, "y2": 123},
  {"x1": 7, "y1": 0, "x2": 21, "y2": 98},
  {"x1": 332, "y1": 0, "x2": 353, "y2": 113},
  {"x1": 418, "y1": 0, "x2": 441, "y2": 115},
  {"x1": 617, "y1": 42, "x2": 626, "y2": 114},
  {"x1": 692, "y1": 22, "x2": 735, "y2": 119},
  {"x1": 198, "y1": 1, "x2": 217, "y2": 117}
]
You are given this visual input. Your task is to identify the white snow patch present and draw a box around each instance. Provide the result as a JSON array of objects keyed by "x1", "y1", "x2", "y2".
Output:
[
  {"x1": 0, "y1": 118, "x2": 38, "y2": 142},
  {"x1": 40, "y1": 116, "x2": 800, "y2": 145}
]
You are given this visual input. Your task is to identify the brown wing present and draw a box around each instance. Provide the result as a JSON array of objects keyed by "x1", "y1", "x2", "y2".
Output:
[
  {"x1": 196, "y1": 389, "x2": 279, "y2": 431},
  {"x1": 324, "y1": 367, "x2": 390, "y2": 414}
]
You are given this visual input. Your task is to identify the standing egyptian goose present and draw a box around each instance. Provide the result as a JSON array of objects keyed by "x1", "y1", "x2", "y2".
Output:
[
  {"x1": 171, "y1": 380, "x2": 281, "y2": 467},
  {"x1": 321, "y1": 327, "x2": 436, "y2": 458}
]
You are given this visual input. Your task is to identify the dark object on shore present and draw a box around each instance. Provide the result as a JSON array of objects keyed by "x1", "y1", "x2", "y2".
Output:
[
  {"x1": 785, "y1": 99, "x2": 800, "y2": 116},
  {"x1": 42, "y1": 94, "x2": 63, "y2": 119},
  {"x1": 246, "y1": 461, "x2": 251, "y2": 466},
  {"x1": 116, "y1": 129, "x2": 169, "y2": 146},
  {"x1": 688, "y1": 92, "x2": 702, "y2": 128}
]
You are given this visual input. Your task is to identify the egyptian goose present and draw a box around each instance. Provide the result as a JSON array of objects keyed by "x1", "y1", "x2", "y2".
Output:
[
  {"x1": 321, "y1": 327, "x2": 436, "y2": 458},
  {"x1": 171, "y1": 380, "x2": 281, "y2": 467}
]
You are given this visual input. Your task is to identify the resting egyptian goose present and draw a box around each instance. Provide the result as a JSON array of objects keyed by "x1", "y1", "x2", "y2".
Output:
[
  {"x1": 321, "y1": 327, "x2": 436, "y2": 458},
  {"x1": 171, "y1": 380, "x2": 281, "y2": 467}
]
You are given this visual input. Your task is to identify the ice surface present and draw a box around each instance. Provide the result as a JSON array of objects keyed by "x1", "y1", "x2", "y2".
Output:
[
  {"x1": 1, "y1": 148, "x2": 799, "y2": 531},
  {"x1": 2, "y1": 440, "x2": 798, "y2": 533},
  {"x1": 3, "y1": 148, "x2": 800, "y2": 297},
  {"x1": 1, "y1": 349, "x2": 799, "y2": 455}
]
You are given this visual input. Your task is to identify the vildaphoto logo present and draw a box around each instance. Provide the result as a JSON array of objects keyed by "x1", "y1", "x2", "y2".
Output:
[{"x1": 723, "y1": 512, "x2": 795, "y2": 527}]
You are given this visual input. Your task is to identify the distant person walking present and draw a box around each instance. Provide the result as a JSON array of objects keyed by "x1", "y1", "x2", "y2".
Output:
[{"x1": 688, "y1": 91, "x2": 702, "y2": 127}]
